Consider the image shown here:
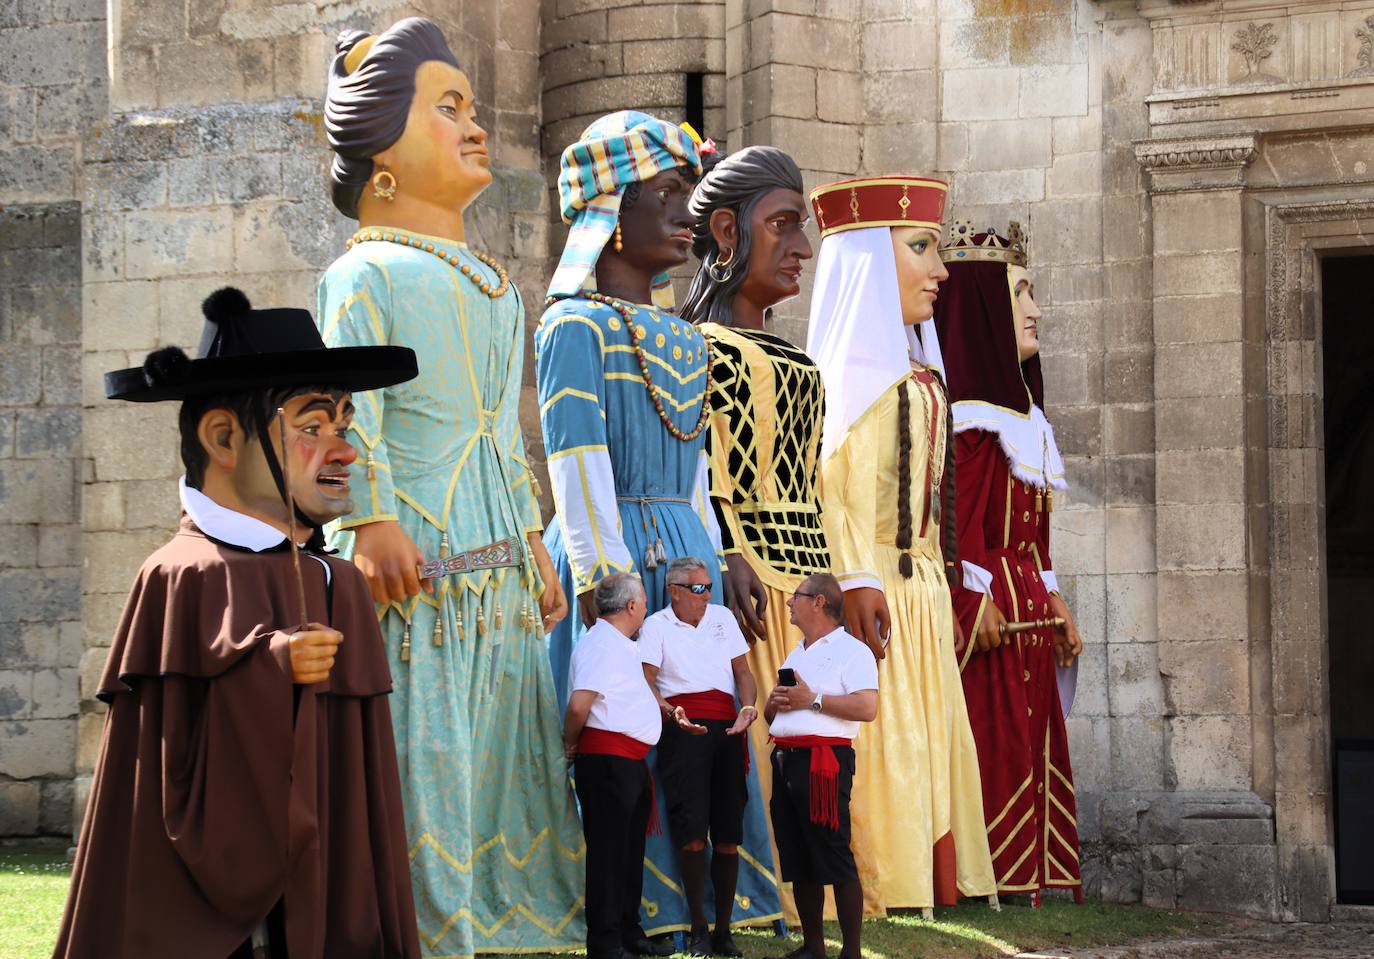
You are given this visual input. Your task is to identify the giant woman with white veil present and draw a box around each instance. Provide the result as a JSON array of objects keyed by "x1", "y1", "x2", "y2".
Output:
[{"x1": 806, "y1": 176, "x2": 996, "y2": 911}]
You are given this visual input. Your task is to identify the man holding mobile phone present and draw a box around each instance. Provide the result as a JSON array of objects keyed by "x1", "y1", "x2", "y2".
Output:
[{"x1": 764, "y1": 574, "x2": 879, "y2": 959}]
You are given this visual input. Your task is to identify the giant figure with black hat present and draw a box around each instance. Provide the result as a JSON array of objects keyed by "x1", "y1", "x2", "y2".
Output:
[{"x1": 53, "y1": 288, "x2": 421, "y2": 959}]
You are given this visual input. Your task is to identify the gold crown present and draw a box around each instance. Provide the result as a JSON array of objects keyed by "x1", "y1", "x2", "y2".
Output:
[{"x1": 939, "y1": 219, "x2": 1028, "y2": 267}]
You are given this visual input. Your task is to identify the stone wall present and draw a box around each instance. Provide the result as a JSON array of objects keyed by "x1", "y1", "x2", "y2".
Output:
[{"x1": 0, "y1": 0, "x2": 106, "y2": 837}]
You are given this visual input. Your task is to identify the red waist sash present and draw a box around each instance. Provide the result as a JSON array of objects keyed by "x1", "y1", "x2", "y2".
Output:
[
  {"x1": 669, "y1": 691, "x2": 752, "y2": 773},
  {"x1": 577, "y1": 727, "x2": 660, "y2": 835},
  {"x1": 772, "y1": 735, "x2": 853, "y2": 831},
  {"x1": 667, "y1": 690, "x2": 736, "y2": 720}
]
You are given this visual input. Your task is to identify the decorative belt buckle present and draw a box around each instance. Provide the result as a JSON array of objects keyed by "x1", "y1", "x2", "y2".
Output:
[{"x1": 418, "y1": 537, "x2": 522, "y2": 579}]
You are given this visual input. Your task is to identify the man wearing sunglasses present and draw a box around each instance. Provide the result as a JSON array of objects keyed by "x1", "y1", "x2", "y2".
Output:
[{"x1": 639, "y1": 557, "x2": 761, "y2": 957}]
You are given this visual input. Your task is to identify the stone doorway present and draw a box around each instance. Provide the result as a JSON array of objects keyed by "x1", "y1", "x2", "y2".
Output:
[{"x1": 1321, "y1": 252, "x2": 1374, "y2": 906}]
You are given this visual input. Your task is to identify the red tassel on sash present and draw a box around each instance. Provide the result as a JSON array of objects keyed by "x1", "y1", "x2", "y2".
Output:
[
  {"x1": 772, "y1": 735, "x2": 852, "y2": 830},
  {"x1": 667, "y1": 690, "x2": 753, "y2": 774},
  {"x1": 577, "y1": 727, "x2": 662, "y2": 836}
]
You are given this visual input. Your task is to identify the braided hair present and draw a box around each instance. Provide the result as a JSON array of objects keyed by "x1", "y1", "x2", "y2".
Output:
[
  {"x1": 679, "y1": 146, "x2": 804, "y2": 326},
  {"x1": 894, "y1": 367, "x2": 958, "y2": 582}
]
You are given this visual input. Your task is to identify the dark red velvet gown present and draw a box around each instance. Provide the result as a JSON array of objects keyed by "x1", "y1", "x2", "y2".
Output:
[{"x1": 949, "y1": 429, "x2": 1082, "y2": 900}]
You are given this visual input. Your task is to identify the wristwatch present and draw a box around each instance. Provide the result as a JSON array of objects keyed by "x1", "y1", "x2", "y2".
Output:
[{"x1": 810, "y1": 694, "x2": 824, "y2": 714}]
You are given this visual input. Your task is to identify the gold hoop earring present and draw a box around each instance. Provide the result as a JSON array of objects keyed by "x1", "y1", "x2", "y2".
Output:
[
  {"x1": 613, "y1": 220, "x2": 624, "y2": 253},
  {"x1": 708, "y1": 248, "x2": 735, "y2": 284},
  {"x1": 371, "y1": 169, "x2": 397, "y2": 202}
]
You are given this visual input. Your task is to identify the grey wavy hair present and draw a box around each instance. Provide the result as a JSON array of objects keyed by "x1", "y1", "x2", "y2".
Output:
[
  {"x1": 665, "y1": 556, "x2": 709, "y2": 585},
  {"x1": 595, "y1": 572, "x2": 644, "y2": 616}
]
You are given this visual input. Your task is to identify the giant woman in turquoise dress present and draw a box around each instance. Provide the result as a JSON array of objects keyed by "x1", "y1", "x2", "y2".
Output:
[
  {"x1": 537, "y1": 111, "x2": 782, "y2": 941},
  {"x1": 317, "y1": 19, "x2": 583, "y2": 956}
]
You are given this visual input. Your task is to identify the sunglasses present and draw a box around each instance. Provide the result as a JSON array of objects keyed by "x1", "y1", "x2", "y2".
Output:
[
  {"x1": 792, "y1": 591, "x2": 822, "y2": 600},
  {"x1": 670, "y1": 582, "x2": 712, "y2": 595}
]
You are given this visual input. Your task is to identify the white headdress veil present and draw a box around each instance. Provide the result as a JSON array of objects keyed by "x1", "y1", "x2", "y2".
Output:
[{"x1": 806, "y1": 226, "x2": 944, "y2": 462}]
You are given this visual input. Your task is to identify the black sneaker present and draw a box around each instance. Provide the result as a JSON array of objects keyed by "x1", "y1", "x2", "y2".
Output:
[{"x1": 710, "y1": 930, "x2": 744, "y2": 957}]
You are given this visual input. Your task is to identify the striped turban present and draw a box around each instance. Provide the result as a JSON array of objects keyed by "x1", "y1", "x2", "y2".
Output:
[{"x1": 547, "y1": 110, "x2": 703, "y2": 310}]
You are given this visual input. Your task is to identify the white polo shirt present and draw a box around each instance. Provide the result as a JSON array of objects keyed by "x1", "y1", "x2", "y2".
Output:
[
  {"x1": 767, "y1": 626, "x2": 878, "y2": 740},
  {"x1": 639, "y1": 603, "x2": 749, "y2": 699},
  {"x1": 569, "y1": 618, "x2": 662, "y2": 747}
]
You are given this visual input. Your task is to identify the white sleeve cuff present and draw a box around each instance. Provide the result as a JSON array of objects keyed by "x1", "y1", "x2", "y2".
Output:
[
  {"x1": 962, "y1": 561, "x2": 994, "y2": 596},
  {"x1": 548, "y1": 448, "x2": 634, "y2": 587},
  {"x1": 1041, "y1": 570, "x2": 1060, "y2": 594},
  {"x1": 836, "y1": 573, "x2": 882, "y2": 593}
]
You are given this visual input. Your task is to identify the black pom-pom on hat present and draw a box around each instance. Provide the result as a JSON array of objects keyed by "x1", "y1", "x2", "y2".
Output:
[
  {"x1": 202, "y1": 287, "x2": 252, "y2": 326},
  {"x1": 142, "y1": 346, "x2": 192, "y2": 389}
]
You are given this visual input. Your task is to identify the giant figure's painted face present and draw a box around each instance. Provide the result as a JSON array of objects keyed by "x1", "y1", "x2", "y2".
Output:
[
  {"x1": 890, "y1": 225, "x2": 948, "y2": 326},
  {"x1": 376, "y1": 61, "x2": 491, "y2": 212}
]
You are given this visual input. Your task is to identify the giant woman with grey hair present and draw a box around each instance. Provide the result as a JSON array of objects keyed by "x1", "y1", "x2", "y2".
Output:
[{"x1": 315, "y1": 17, "x2": 581, "y2": 957}]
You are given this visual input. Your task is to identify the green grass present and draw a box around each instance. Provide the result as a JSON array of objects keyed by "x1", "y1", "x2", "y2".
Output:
[
  {"x1": 0, "y1": 839, "x2": 1227, "y2": 959},
  {"x1": 1, "y1": 839, "x2": 74, "y2": 959}
]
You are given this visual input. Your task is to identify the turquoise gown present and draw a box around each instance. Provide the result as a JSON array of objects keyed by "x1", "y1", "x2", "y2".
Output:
[
  {"x1": 535, "y1": 294, "x2": 784, "y2": 937},
  {"x1": 318, "y1": 233, "x2": 585, "y2": 957}
]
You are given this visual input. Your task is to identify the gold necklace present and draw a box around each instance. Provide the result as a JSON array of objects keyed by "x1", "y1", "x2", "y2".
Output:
[{"x1": 346, "y1": 229, "x2": 511, "y2": 299}]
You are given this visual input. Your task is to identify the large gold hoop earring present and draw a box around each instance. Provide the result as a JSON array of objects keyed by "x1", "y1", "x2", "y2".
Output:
[
  {"x1": 613, "y1": 220, "x2": 624, "y2": 253},
  {"x1": 708, "y1": 248, "x2": 734, "y2": 284},
  {"x1": 371, "y1": 169, "x2": 397, "y2": 202}
]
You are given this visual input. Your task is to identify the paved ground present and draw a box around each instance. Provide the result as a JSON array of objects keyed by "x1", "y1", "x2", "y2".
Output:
[{"x1": 1021, "y1": 918, "x2": 1374, "y2": 958}]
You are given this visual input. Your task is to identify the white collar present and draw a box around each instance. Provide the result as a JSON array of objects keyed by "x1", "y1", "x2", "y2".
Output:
[
  {"x1": 179, "y1": 476, "x2": 289, "y2": 552},
  {"x1": 659, "y1": 603, "x2": 709, "y2": 629},
  {"x1": 802, "y1": 624, "x2": 844, "y2": 651}
]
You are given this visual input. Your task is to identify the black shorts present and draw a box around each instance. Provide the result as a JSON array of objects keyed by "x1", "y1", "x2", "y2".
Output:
[
  {"x1": 769, "y1": 743, "x2": 858, "y2": 885},
  {"x1": 656, "y1": 718, "x2": 749, "y2": 847}
]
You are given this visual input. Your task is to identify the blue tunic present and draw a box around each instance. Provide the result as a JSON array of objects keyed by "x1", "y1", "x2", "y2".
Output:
[
  {"x1": 318, "y1": 234, "x2": 584, "y2": 957},
  {"x1": 536, "y1": 294, "x2": 783, "y2": 936}
]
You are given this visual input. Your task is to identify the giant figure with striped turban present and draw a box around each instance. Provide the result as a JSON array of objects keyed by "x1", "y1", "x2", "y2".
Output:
[{"x1": 536, "y1": 111, "x2": 783, "y2": 951}]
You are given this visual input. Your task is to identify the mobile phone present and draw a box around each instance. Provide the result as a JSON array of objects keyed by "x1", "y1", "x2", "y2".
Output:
[{"x1": 777, "y1": 667, "x2": 796, "y2": 687}]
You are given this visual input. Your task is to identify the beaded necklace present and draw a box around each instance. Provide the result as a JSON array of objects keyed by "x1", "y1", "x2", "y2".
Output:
[
  {"x1": 546, "y1": 291, "x2": 712, "y2": 442},
  {"x1": 347, "y1": 229, "x2": 511, "y2": 299}
]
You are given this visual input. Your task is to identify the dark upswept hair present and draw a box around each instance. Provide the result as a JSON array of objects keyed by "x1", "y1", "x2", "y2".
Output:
[
  {"x1": 324, "y1": 18, "x2": 461, "y2": 218},
  {"x1": 678, "y1": 146, "x2": 804, "y2": 326}
]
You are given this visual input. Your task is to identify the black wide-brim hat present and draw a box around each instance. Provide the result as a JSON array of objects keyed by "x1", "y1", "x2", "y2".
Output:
[{"x1": 105, "y1": 287, "x2": 418, "y2": 402}]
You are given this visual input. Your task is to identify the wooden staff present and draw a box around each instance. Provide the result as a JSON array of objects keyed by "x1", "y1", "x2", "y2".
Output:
[
  {"x1": 277, "y1": 407, "x2": 309, "y2": 628},
  {"x1": 999, "y1": 616, "x2": 1065, "y2": 637}
]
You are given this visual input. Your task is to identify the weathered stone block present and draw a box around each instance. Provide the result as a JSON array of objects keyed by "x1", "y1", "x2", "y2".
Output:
[
  {"x1": 1169, "y1": 716, "x2": 1251, "y2": 791},
  {"x1": 39, "y1": 777, "x2": 74, "y2": 835},
  {"x1": 0, "y1": 716, "x2": 74, "y2": 778},
  {"x1": 1064, "y1": 713, "x2": 1110, "y2": 796},
  {"x1": 742, "y1": 63, "x2": 815, "y2": 120},
  {"x1": 38, "y1": 524, "x2": 79, "y2": 568},
  {"x1": 1156, "y1": 396, "x2": 1243, "y2": 451},
  {"x1": 124, "y1": 208, "x2": 234, "y2": 280},
  {"x1": 15, "y1": 408, "x2": 79, "y2": 459},
  {"x1": 1155, "y1": 448, "x2": 1244, "y2": 507},
  {"x1": 1177, "y1": 843, "x2": 1278, "y2": 917},
  {"x1": 621, "y1": 37, "x2": 720, "y2": 75},
  {"x1": 0, "y1": 668, "x2": 32, "y2": 718},
  {"x1": 942, "y1": 68, "x2": 1019, "y2": 121},
  {"x1": 1155, "y1": 343, "x2": 1244, "y2": 400},
  {"x1": 1153, "y1": 192, "x2": 1242, "y2": 255},
  {"x1": 1157, "y1": 571, "x2": 1250, "y2": 644},
  {"x1": 1154, "y1": 251, "x2": 1242, "y2": 298},
  {"x1": 0, "y1": 459, "x2": 76, "y2": 525},
  {"x1": 1157, "y1": 504, "x2": 1246, "y2": 571},
  {"x1": 1019, "y1": 63, "x2": 1088, "y2": 118},
  {"x1": 1109, "y1": 714, "x2": 1164, "y2": 790},
  {"x1": 1104, "y1": 455, "x2": 1153, "y2": 508},
  {"x1": 76, "y1": 709, "x2": 104, "y2": 773},
  {"x1": 860, "y1": 120, "x2": 936, "y2": 175},
  {"x1": 123, "y1": 478, "x2": 179, "y2": 531},
  {"x1": 862, "y1": 69, "x2": 937, "y2": 124},
  {"x1": 1104, "y1": 571, "x2": 1155, "y2": 644},
  {"x1": 0, "y1": 347, "x2": 43, "y2": 406},
  {"x1": 29, "y1": 664, "x2": 77, "y2": 714},
  {"x1": 747, "y1": 11, "x2": 853, "y2": 68},
  {"x1": 1159, "y1": 639, "x2": 1250, "y2": 717},
  {"x1": 862, "y1": 19, "x2": 937, "y2": 71},
  {"x1": 1107, "y1": 639, "x2": 1163, "y2": 717},
  {"x1": 82, "y1": 529, "x2": 167, "y2": 596},
  {"x1": 0, "y1": 525, "x2": 39, "y2": 570},
  {"x1": 0, "y1": 22, "x2": 86, "y2": 87},
  {"x1": 0, "y1": 780, "x2": 41, "y2": 835},
  {"x1": 1154, "y1": 292, "x2": 1245, "y2": 346},
  {"x1": 1046, "y1": 151, "x2": 1102, "y2": 199},
  {"x1": 40, "y1": 346, "x2": 80, "y2": 406},
  {"x1": 6, "y1": 281, "x2": 81, "y2": 346},
  {"x1": 1047, "y1": 507, "x2": 1103, "y2": 575},
  {"x1": 967, "y1": 118, "x2": 1050, "y2": 172},
  {"x1": 1070, "y1": 637, "x2": 1109, "y2": 717},
  {"x1": 0, "y1": 144, "x2": 76, "y2": 201},
  {"x1": 84, "y1": 405, "x2": 177, "y2": 482},
  {"x1": 935, "y1": 121, "x2": 967, "y2": 171},
  {"x1": 1010, "y1": 14, "x2": 1076, "y2": 65},
  {"x1": 939, "y1": 17, "x2": 1009, "y2": 66},
  {"x1": 952, "y1": 167, "x2": 1044, "y2": 205}
]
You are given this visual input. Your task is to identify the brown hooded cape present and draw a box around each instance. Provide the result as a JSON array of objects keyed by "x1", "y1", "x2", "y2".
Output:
[{"x1": 53, "y1": 516, "x2": 419, "y2": 959}]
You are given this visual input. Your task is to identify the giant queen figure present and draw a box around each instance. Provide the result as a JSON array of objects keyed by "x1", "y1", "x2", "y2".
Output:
[
  {"x1": 316, "y1": 18, "x2": 583, "y2": 956},
  {"x1": 934, "y1": 221, "x2": 1085, "y2": 903}
]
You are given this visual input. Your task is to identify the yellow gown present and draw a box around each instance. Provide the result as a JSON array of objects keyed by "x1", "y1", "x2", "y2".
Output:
[
  {"x1": 820, "y1": 366, "x2": 997, "y2": 909},
  {"x1": 702, "y1": 323, "x2": 885, "y2": 917}
]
